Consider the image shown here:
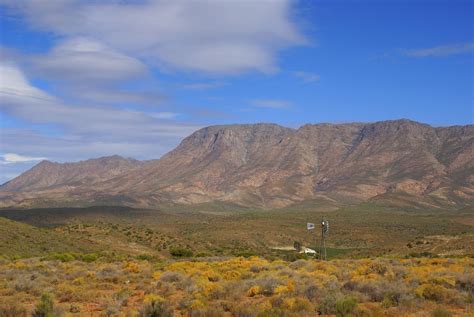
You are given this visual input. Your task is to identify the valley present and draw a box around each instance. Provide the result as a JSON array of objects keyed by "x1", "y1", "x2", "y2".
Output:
[
  {"x1": 1, "y1": 203, "x2": 473, "y2": 261},
  {"x1": 0, "y1": 203, "x2": 473, "y2": 316}
]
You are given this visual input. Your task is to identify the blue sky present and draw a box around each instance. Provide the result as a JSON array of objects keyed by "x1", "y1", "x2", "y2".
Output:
[{"x1": 0, "y1": 0, "x2": 473, "y2": 182}]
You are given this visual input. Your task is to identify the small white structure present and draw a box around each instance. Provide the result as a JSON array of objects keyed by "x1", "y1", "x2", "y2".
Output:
[{"x1": 302, "y1": 247, "x2": 317, "y2": 255}]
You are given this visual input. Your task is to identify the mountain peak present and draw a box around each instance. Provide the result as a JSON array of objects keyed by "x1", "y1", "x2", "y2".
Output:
[
  {"x1": 35, "y1": 159, "x2": 56, "y2": 167},
  {"x1": 0, "y1": 155, "x2": 143, "y2": 192},
  {"x1": 1, "y1": 120, "x2": 472, "y2": 208}
]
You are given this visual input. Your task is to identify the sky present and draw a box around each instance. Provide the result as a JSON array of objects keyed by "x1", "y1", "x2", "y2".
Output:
[{"x1": 0, "y1": 0, "x2": 473, "y2": 183}]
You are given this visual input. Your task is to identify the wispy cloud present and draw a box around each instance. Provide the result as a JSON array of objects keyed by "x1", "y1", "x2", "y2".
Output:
[
  {"x1": 293, "y1": 71, "x2": 320, "y2": 83},
  {"x1": 0, "y1": 63, "x2": 197, "y2": 140},
  {"x1": 401, "y1": 42, "x2": 474, "y2": 57},
  {"x1": 251, "y1": 99, "x2": 292, "y2": 109},
  {"x1": 0, "y1": 153, "x2": 46, "y2": 164},
  {"x1": 181, "y1": 82, "x2": 226, "y2": 90},
  {"x1": 0, "y1": 62, "x2": 199, "y2": 161},
  {"x1": 149, "y1": 112, "x2": 180, "y2": 119}
]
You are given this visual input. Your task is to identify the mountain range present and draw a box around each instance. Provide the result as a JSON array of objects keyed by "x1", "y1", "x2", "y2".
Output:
[{"x1": 1, "y1": 119, "x2": 473, "y2": 209}]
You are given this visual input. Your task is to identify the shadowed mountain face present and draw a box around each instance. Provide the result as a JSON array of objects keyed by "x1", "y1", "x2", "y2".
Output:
[{"x1": 1, "y1": 119, "x2": 473, "y2": 209}]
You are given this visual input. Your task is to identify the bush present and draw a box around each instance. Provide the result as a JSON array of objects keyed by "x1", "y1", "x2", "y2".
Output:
[
  {"x1": 136, "y1": 254, "x2": 155, "y2": 261},
  {"x1": 232, "y1": 302, "x2": 258, "y2": 317},
  {"x1": 282, "y1": 252, "x2": 307, "y2": 262},
  {"x1": 303, "y1": 284, "x2": 320, "y2": 301},
  {"x1": 138, "y1": 295, "x2": 173, "y2": 317},
  {"x1": 32, "y1": 293, "x2": 54, "y2": 317},
  {"x1": 417, "y1": 284, "x2": 447, "y2": 302},
  {"x1": 335, "y1": 296, "x2": 357, "y2": 317},
  {"x1": 160, "y1": 272, "x2": 184, "y2": 283},
  {"x1": 358, "y1": 283, "x2": 383, "y2": 302},
  {"x1": 254, "y1": 276, "x2": 282, "y2": 296},
  {"x1": 432, "y1": 306, "x2": 453, "y2": 317},
  {"x1": 455, "y1": 273, "x2": 473, "y2": 292},
  {"x1": 0, "y1": 301, "x2": 27, "y2": 317},
  {"x1": 169, "y1": 248, "x2": 193, "y2": 257},
  {"x1": 281, "y1": 297, "x2": 313, "y2": 312},
  {"x1": 367, "y1": 261, "x2": 387, "y2": 275},
  {"x1": 318, "y1": 295, "x2": 337, "y2": 315},
  {"x1": 188, "y1": 304, "x2": 225, "y2": 317},
  {"x1": 381, "y1": 292, "x2": 400, "y2": 308},
  {"x1": 51, "y1": 253, "x2": 76, "y2": 262},
  {"x1": 257, "y1": 308, "x2": 283, "y2": 317},
  {"x1": 12, "y1": 276, "x2": 36, "y2": 294},
  {"x1": 80, "y1": 253, "x2": 99, "y2": 263}
]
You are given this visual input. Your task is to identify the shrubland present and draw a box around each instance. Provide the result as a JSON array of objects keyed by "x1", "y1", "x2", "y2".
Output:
[
  {"x1": 0, "y1": 205, "x2": 472, "y2": 316},
  {"x1": 0, "y1": 256, "x2": 472, "y2": 316}
]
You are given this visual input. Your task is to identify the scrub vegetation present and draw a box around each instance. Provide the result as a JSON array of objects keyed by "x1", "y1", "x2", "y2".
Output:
[
  {"x1": 0, "y1": 204, "x2": 472, "y2": 316},
  {"x1": 0, "y1": 256, "x2": 472, "y2": 316}
]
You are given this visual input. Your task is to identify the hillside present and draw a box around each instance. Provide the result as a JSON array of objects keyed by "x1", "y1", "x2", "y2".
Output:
[{"x1": 1, "y1": 119, "x2": 473, "y2": 208}]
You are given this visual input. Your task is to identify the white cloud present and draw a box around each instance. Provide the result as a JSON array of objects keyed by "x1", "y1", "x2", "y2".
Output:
[
  {"x1": 402, "y1": 42, "x2": 474, "y2": 57},
  {"x1": 251, "y1": 99, "x2": 292, "y2": 109},
  {"x1": 31, "y1": 37, "x2": 148, "y2": 83},
  {"x1": 3, "y1": 0, "x2": 306, "y2": 74},
  {"x1": 1, "y1": 153, "x2": 46, "y2": 164},
  {"x1": 22, "y1": 37, "x2": 167, "y2": 106},
  {"x1": 293, "y1": 71, "x2": 320, "y2": 83}
]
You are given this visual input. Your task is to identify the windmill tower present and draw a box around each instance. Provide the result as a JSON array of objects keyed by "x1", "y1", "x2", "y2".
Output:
[{"x1": 319, "y1": 218, "x2": 329, "y2": 260}]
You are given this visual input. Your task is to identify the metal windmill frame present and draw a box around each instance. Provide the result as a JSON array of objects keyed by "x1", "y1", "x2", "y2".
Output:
[{"x1": 319, "y1": 218, "x2": 329, "y2": 260}]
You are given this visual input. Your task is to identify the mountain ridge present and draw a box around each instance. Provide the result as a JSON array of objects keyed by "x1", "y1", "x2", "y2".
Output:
[{"x1": 1, "y1": 119, "x2": 473, "y2": 209}]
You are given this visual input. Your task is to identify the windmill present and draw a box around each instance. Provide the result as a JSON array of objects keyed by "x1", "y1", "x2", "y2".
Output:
[
  {"x1": 306, "y1": 220, "x2": 329, "y2": 259},
  {"x1": 319, "y1": 218, "x2": 329, "y2": 260}
]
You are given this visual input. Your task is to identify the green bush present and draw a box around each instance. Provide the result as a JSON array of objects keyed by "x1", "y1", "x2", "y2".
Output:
[
  {"x1": 335, "y1": 296, "x2": 357, "y2": 317},
  {"x1": 135, "y1": 254, "x2": 154, "y2": 261},
  {"x1": 282, "y1": 252, "x2": 308, "y2": 262},
  {"x1": 169, "y1": 248, "x2": 193, "y2": 257},
  {"x1": 51, "y1": 253, "x2": 76, "y2": 262},
  {"x1": 80, "y1": 253, "x2": 99, "y2": 263},
  {"x1": 32, "y1": 293, "x2": 54, "y2": 317}
]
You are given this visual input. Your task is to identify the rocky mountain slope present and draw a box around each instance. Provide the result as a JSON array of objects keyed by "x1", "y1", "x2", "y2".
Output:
[{"x1": 1, "y1": 119, "x2": 473, "y2": 208}]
